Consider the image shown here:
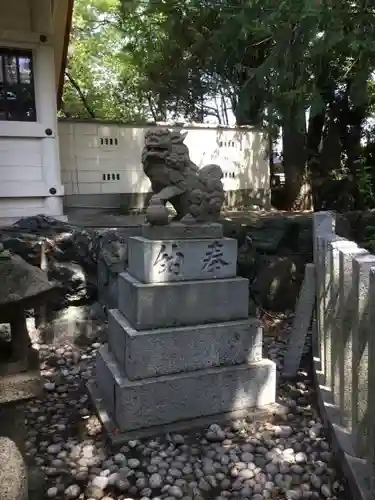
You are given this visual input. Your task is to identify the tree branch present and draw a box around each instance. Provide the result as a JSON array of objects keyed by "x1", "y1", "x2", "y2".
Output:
[{"x1": 65, "y1": 71, "x2": 96, "y2": 119}]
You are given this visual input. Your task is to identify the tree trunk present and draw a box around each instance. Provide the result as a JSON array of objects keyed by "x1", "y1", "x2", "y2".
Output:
[
  {"x1": 278, "y1": 20, "x2": 312, "y2": 210},
  {"x1": 307, "y1": 110, "x2": 326, "y2": 210},
  {"x1": 282, "y1": 113, "x2": 311, "y2": 210},
  {"x1": 344, "y1": 108, "x2": 366, "y2": 209},
  {"x1": 339, "y1": 76, "x2": 367, "y2": 209}
]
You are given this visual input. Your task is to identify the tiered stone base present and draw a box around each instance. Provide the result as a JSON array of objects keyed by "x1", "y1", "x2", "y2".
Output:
[
  {"x1": 91, "y1": 345, "x2": 275, "y2": 434},
  {"x1": 89, "y1": 223, "x2": 276, "y2": 440},
  {"x1": 107, "y1": 309, "x2": 263, "y2": 379}
]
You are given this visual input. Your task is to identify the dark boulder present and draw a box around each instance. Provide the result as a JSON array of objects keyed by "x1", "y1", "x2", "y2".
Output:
[{"x1": 0, "y1": 215, "x2": 101, "y2": 309}]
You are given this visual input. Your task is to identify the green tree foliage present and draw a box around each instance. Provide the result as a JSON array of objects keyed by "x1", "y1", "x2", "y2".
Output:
[
  {"x1": 63, "y1": 0, "x2": 375, "y2": 209},
  {"x1": 61, "y1": 0, "x2": 152, "y2": 121},
  {"x1": 117, "y1": 0, "x2": 375, "y2": 208}
]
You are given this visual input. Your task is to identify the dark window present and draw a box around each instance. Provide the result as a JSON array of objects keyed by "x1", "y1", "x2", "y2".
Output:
[{"x1": 0, "y1": 48, "x2": 36, "y2": 121}]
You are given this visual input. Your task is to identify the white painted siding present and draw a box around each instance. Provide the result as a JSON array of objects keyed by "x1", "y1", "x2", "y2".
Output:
[
  {"x1": 0, "y1": 138, "x2": 44, "y2": 197},
  {"x1": 0, "y1": 198, "x2": 44, "y2": 219},
  {"x1": 0, "y1": 138, "x2": 43, "y2": 170},
  {"x1": 59, "y1": 121, "x2": 269, "y2": 198}
]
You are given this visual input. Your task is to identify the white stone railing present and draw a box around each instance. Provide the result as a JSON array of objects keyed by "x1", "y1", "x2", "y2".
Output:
[{"x1": 313, "y1": 211, "x2": 375, "y2": 498}]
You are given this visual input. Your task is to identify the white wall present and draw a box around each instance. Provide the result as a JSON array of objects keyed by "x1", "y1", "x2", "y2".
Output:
[
  {"x1": 0, "y1": 0, "x2": 65, "y2": 224},
  {"x1": 59, "y1": 121, "x2": 269, "y2": 200}
]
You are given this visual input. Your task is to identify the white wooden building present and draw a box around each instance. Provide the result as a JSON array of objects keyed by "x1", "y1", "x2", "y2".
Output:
[{"x1": 0, "y1": 0, "x2": 73, "y2": 225}]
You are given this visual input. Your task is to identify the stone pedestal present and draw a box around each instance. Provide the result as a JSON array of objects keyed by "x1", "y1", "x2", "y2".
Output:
[{"x1": 89, "y1": 223, "x2": 276, "y2": 439}]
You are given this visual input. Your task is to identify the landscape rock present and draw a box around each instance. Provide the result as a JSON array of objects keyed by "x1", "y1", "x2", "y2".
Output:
[
  {"x1": 97, "y1": 229, "x2": 130, "y2": 310},
  {"x1": 205, "y1": 424, "x2": 226, "y2": 442},
  {"x1": 0, "y1": 216, "x2": 134, "y2": 316},
  {"x1": 64, "y1": 484, "x2": 81, "y2": 499},
  {"x1": 250, "y1": 254, "x2": 305, "y2": 311},
  {"x1": 223, "y1": 216, "x2": 311, "y2": 311},
  {"x1": 245, "y1": 216, "x2": 290, "y2": 253},
  {"x1": 0, "y1": 215, "x2": 100, "y2": 308}
]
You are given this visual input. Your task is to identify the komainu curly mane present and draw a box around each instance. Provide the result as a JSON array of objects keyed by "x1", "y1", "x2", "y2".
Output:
[{"x1": 141, "y1": 128, "x2": 225, "y2": 225}]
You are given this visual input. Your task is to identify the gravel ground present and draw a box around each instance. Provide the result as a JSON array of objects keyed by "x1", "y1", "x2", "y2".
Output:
[{"x1": 23, "y1": 320, "x2": 351, "y2": 500}]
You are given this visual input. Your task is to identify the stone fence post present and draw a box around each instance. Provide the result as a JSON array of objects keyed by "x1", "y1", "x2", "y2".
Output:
[
  {"x1": 313, "y1": 212, "x2": 335, "y2": 378},
  {"x1": 351, "y1": 253, "x2": 375, "y2": 459},
  {"x1": 367, "y1": 268, "x2": 375, "y2": 489}
]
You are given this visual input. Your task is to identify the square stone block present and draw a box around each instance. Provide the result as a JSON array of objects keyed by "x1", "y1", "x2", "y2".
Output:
[
  {"x1": 128, "y1": 237, "x2": 237, "y2": 283},
  {"x1": 108, "y1": 309, "x2": 263, "y2": 379},
  {"x1": 141, "y1": 222, "x2": 223, "y2": 240},
  {"x1": 95, "y1": 345, "x2": 276, "y2": 432},
  {"x1": 118, "y1": 272, "x2": 249, "y2": 330}
]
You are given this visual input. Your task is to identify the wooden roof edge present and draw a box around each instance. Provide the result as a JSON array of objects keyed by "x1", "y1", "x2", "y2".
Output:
[{"x1": 57, "y1": 0, "x2": 75, "y2": 110}]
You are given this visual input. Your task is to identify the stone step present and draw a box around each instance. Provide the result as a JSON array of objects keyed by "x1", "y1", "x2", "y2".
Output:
[
  {"x1": 108, "y1": 308, "x2": 263, "y2": 380},
  {"x1": 94, "y1": 345, "x2": 276, "y2": 433},
  {"x1": 128, "y1": 236, "x2": 237, "y2": 283},
  {"x1": 118, "y1": 272, "x2": 249, "y2": 330}
]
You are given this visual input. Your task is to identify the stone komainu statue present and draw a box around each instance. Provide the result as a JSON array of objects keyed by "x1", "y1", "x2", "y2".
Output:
[{"x1": 141, "y1": 128, "x2": 225, "y2": 225}]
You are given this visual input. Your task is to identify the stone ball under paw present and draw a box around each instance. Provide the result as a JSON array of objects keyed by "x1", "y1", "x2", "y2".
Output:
[{"x1": 146, "y1": 204, "x2": 169, "y2": 226}]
